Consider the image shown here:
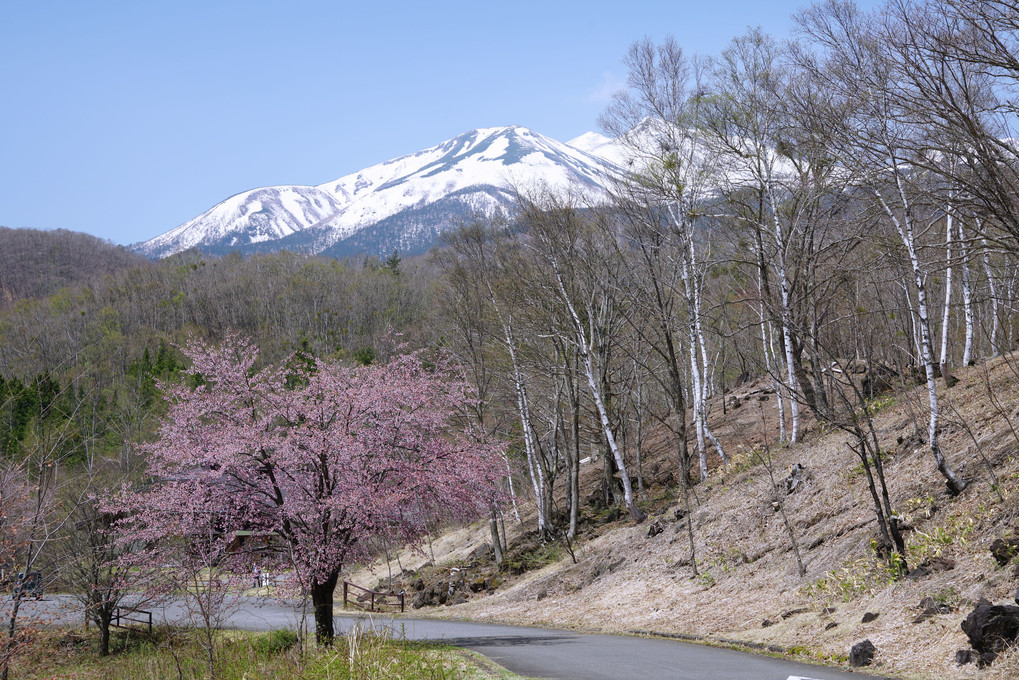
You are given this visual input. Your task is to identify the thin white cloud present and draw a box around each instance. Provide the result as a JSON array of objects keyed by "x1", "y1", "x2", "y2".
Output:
[{"x1": 588, "y1": 71, "x2": 626, "y2": 103}]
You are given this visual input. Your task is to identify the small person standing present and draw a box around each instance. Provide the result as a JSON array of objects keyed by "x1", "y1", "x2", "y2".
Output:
[{"x1": 253, "y1": 565, "x2": 261, "y2": 589}]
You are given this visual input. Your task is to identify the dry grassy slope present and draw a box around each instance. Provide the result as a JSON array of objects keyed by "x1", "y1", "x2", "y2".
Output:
[{"x1": 351, "y1": 353, "x2": 1019, "y2": 680}]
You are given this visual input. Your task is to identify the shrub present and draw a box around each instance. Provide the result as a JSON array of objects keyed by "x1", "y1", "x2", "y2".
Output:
[{"x1": 252, "y1": 628, "x2": 299, "y2": 656}]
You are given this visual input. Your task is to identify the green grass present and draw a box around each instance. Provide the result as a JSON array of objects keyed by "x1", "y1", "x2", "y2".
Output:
[{"x1": 11, "y1": 626, "x2": 523, "y2": 680}]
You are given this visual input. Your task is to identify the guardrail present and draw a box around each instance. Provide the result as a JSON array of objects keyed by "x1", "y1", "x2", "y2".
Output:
[
  {"x1": 111, "y1": 606, "x2": 153, "y2": 635},
  {"x1": 342, "y1": 581, "x2": 405, "y2": 613}
]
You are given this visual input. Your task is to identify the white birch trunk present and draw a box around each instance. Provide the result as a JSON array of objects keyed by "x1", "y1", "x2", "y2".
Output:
[
  {"x1": 507, "y1": 338, "x2": 547, "y2": 534},
  {"x1": 768, "y1": 318, "x2": 787, "y2": 444},
  {"x1": 876, "y1": 186, "x2": 966, "y2": 494},
  {"x1": 549, "y1": 256, "x2": 643, "y2": 522},
  {"x1": 940, "y1": 211, "x2": 954, "y2": 366},
  {"x1": 485, "y1": 282, "x2": 541, "y2": 530},
  {"x1": 765, "y1": 185, "x2": 800, "y2": 444},
  {"x1": 957, "y1": 219, "x2": 974, "y2": 366},
  {"x1": 687, "y1": 234, "x2": 727, "y2": 462},
  {"x1": 757, "y1": 267, "x2": 787, "y2": 443},
  {"x1": 688, "y1": 316, "x2": 708, "y2": 480},
  {"x1": 672, "y1": 205, "x2": 725, "y2": 475},
  {"x1": 980, "y1": 228, "x2": 1000, "y2": 356},
  {"x1": 501, "y1": 449, "x2": 521, "y2": 522}
]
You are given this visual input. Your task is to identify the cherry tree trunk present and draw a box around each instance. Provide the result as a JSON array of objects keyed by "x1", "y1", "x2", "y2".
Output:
[
  {"x1": 98, "y1": 612, "x2": 112, "y2": 657},
  {"x1": 311, "y1": 572, "x2": 339, "y2": 646}
]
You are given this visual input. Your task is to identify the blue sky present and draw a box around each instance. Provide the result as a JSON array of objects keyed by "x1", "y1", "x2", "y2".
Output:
[{"x1": 1, "y1": 0, "x2": 878, "y2": 245}]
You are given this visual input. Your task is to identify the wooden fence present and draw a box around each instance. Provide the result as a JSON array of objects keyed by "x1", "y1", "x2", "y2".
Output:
[
  {"x1": 342, "y1": 581, "x2": 405, "y2": 613},
  {"x1": 111, "y1": 606, "x2": 153, "y2": 635}
]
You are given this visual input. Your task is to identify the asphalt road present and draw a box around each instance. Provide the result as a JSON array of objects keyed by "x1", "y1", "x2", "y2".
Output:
[{"x1": 5, "y1": 596, "x2": 887, "y2": 680}]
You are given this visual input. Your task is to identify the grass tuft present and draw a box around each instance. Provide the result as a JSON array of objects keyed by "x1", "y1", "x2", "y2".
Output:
[{"x1": 11, "y1": 626, "x2": 515, "y2": 680}]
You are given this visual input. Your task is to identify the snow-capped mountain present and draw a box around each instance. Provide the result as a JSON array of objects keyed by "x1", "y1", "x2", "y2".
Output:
[
  {"x1": 136, "y1": 126, "x2": 628, "y2": 259},
  {"x1": 137, "y1": 185, "x2": 347, "y2": 257}
]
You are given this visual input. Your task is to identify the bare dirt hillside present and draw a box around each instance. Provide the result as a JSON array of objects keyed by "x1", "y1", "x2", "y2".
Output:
[{"x1": 347, "y1": 352, "x2": 1019, "y2": 680}]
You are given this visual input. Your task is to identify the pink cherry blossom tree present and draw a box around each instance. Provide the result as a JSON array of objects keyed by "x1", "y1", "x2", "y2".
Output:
[{"x1": 118, "y1": 334, "x2": 501, "y2": 645}]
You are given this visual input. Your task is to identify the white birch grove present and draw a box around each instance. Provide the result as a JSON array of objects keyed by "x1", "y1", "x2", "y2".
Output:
[
  {"x1": 425, "y1": 2, "x2": 1019, "y2": 540},
  {"x1": 433, "y1": 227, "x2": 525, "y2": 522},
  {"x1": 521, "y1": 192, "x2": 645, "y2": 523},
  {"x1": 600, "y1": 38, "x2": 726, "y2": 479},
  {"x1": 797, "y1": 1, "x2": 970, "y2": 493}
]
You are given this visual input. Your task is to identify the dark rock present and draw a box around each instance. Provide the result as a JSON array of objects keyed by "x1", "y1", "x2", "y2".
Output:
[
  {"x1": 960, "y1": 598, "x2": 1019, "y2": 667},
  {"x1": 989, "y1": 537, "x2": 1019, "y2": 566},
  {"x1": 825, "y1": 622, "x2": 838, "y2": 631},
  {"x1": 784, "y1": 463, "x2": 808, "y2": 494},
  {"x1": 469, "y1": 543, "x2": 493, "y2": 561},
  {"x1": 823, "y1": 607, "x2": 837, "y2": 615},
  {"x1": 673, "y1": 507, "x2": 688, "y2": 522},
  {"x1": 758, "y1": 395, "x2": 769, "y2": 402},
  {"x1": 410, "y1": 578, "x2": 424, "y2": 591},
  {"x1": 468, "y1": 577, "x2": 487, "y2": 593},
  {"x1": 1015, "y1": 586, "x2": 1019, "y2": 606},
  {"x1": 849, "y1": 639, "x2": 876, "y2": 667},
  {"x1": 955, "y1": 649, "x2": 977, "y2": 666},
  {"x1": 861, "y1": 369, "x2": 895, "y2": 396},
  {"x1": 762, "y1": 619, "x2": 774, "y2": 628},
  {"x1": 588, "y1": 557, "x2": 627, "y2": 583},
  {"x1": 942, "y1": 364, "x2": 960, "y2": 388},
  {"x1": 862, "y1": 612, "x2": 880, "y2": 623},
  {"x1": 896, "y1": 429, "x2": 925, "y2": 453},
  {"x1": 647, "y1": 520, "x2": 664, "y2": 538},
  {"x1": 446, "y1": 592, "x2": 468, "y2": 606},
  {"x1": 413, "y1": 587, "x2": 437, "y2": 608},
  {"x1": 781, "y1": 608, "x2": 808, "y2": 619},
  {"x1": 913, "y1": 596, "x2": 956, "y2": 623},
  {"x1": 907, "y1": 556, "x2": 956, "y2": 580}
]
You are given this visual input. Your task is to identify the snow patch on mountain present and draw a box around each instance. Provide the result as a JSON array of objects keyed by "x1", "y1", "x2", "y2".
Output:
[
  {"x1": 567, "y1": 131, "x2": 613, "y2": 154},
  {"x1": 137, "y1": 125, "x2": 628, "y2": 259},
  {"x1": 136, "y1": 185, "x2": 347, "y2": 258}
]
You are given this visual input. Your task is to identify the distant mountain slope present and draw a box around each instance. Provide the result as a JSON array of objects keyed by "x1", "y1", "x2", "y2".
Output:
[
  {"x1": 135, "y1": 185, "x2": 348, "y2": 258},
  {"x1": 135, "y1": 126, "x2": 626, "y2": 259},
  {"x1": 0, "y1": 226, "x2": 149, "y2": 306}
]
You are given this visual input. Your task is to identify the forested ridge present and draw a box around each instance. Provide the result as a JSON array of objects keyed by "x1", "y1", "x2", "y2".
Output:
[
  {"x1": 0, "y1": 246, "x2": 432, "y2": 469},
  {"x1": 0, "y1": 226, "x2": 149, "y2": 308}
]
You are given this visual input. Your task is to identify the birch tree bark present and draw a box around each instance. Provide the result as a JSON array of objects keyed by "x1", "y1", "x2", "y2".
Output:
[{"x1": 939, "y1": 210, "x2": 954, "y2": 367}]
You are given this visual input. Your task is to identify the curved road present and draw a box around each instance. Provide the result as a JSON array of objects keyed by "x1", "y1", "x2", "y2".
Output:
[{"x1": 8, "y1": 596, "x2": 886, "y2": 680}]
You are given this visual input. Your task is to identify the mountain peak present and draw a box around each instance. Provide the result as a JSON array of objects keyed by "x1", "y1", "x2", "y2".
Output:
[
  {"x1": 136, "y1": 126, "x2": 626, "y2": 260},
  {"x1": 567, "y1": 131, "x2": 612, "y2": 154}
]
